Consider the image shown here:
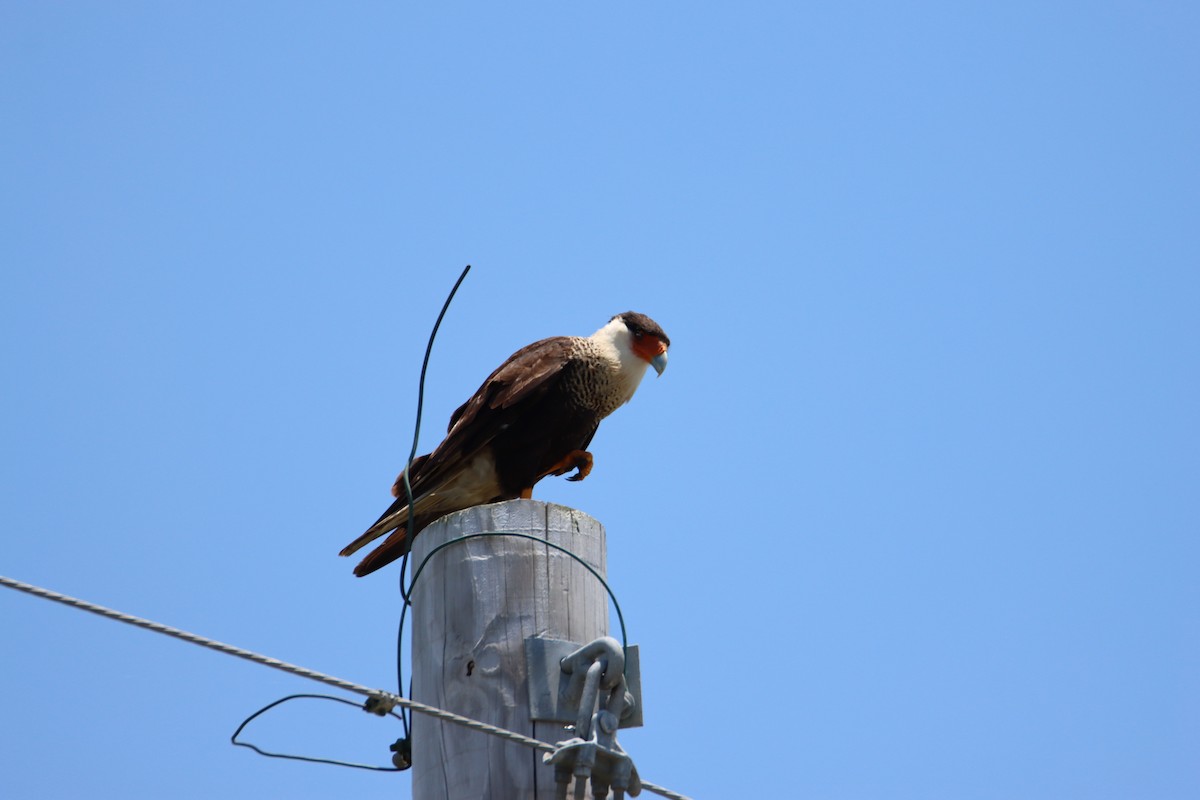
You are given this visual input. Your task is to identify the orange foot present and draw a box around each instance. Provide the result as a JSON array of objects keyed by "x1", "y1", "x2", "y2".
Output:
[{"x1": 546, "y1": 449, "x2": 593, "y2": 483}]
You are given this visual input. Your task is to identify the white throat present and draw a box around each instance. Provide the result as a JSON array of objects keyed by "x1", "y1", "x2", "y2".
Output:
[{"x1": 589, "y1": 317, "x2": 651, "y2": 404}]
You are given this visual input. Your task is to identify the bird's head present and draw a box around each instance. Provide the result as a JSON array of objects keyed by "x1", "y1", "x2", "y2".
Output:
[{"x1": 611, "y1": 311, "x2": 670, "y2": 376}]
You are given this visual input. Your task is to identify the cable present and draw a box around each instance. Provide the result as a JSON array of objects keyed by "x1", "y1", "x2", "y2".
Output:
[
  {"x1": 399, "y1": 263, "x2": 471, "y2": 521},
  {"x1": 0, "y1": 574, "x2": 690, "y2": 800},
  {"x1": 231, "y1": 694, "x2": 405, "y2": 771},
  {"x1": 407, "y1": 530, "x2": 629, "y2": 655},
  {"x1": 395, "y1": 264, "x2": 471, "y2": 739},
  {"x1": 1, "y1": 574, "x2": 367, "y2": 695}
]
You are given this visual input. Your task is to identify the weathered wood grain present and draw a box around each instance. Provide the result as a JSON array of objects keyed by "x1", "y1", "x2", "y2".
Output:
[{"x1": 410, "y1": 499, "x2": 608, "y2": 800}]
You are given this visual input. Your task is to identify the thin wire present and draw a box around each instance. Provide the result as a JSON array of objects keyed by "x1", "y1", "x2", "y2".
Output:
[
  {"x1": 395, "y1": 264, "x2": 472, "y2": 738},
  {"x1": 399, "y1": 262, "x2": 473, "y2": 603},
  {"x1": 402, "y1": 263, "x2": 471, "y2": 519},
  {"x1": 407, "y1": 530, "x2": 629, "y2": 657},
  {"x1": 231, "y1": 694, "x2": 404, "y2": 771},
  {"x1": 0, "y1": 574, "x2": 690, "y2": 800},
  {"x1": 1, "y1": 574, "x2": 367, "y2": 695}
]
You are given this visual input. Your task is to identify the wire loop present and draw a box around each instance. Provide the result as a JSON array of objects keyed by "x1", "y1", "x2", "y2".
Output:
[{"x1": 231, "y1": 694, "x2": 406, "y2": 771}]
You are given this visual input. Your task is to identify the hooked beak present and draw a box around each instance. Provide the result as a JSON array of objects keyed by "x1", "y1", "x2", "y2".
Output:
[{"x1": 650, "y1": 351, "x2": 668, "y2": 377}]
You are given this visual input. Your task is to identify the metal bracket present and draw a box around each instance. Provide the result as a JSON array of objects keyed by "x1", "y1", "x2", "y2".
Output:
[
  {"x1": 528, "y1": 636, "x2": 644, "y2": 799},
  {"x1": 525, "y1": 637, "x2": 643, "y2": 729}
]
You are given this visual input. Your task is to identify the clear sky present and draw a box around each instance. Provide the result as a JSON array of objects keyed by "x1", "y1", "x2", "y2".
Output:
[{"x1": 2, "y1": 3, "x2": 1197, "y2": 798}]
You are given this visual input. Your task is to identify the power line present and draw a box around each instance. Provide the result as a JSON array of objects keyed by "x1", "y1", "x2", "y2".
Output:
[{"x1": 0, "y1": 574, "x2": 691, "y2": 800}]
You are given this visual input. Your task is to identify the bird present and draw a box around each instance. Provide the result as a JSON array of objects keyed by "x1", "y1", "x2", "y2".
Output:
[{"x1": 340, "y1": 311, "x2": 671, "y2": 576}]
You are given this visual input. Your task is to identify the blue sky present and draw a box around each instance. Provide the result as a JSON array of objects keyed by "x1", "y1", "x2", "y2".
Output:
[{"x1": 2, "y1": 3, "x2": 1197, "y2": 798}]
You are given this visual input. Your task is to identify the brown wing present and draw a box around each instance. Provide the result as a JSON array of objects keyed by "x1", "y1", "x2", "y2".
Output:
[
  {"x1": 446, "y1": 336, "x2": 576, "y2": 431},
  {"x1": 410, "y1": 336, "x2": 578, "y2": 493}
]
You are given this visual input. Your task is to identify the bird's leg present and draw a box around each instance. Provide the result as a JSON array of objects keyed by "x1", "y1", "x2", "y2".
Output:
[
  {"x1": 565, "y1": 450, "x2": 593, "y2": 482},
  {"x1": 544, "y1": 450, "x2": 594, "y2": 483},
  {"x1": 519, "y1": 487, "x2": 534, "y2": 499}
]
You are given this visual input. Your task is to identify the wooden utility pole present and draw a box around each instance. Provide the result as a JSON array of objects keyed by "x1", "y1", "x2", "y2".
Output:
[{"x1": 410, "y1": 499, "x2": 609, "y2": 800}]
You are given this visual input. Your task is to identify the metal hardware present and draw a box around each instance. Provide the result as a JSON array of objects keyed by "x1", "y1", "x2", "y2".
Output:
[
  {"x1": 528, "y1": 636, "x2": 643, "y2": 798},
  {"x1": 525, "y1": 637, "x2": 643, "y2": 729}
]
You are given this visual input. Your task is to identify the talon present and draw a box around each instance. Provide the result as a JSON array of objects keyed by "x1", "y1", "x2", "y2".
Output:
[
  {"x1": 568, "y1": 451, "x2": 593, "y2": 482},
  {"x1": 544, "y1": 450, "x2": 593, "y2": 483}
]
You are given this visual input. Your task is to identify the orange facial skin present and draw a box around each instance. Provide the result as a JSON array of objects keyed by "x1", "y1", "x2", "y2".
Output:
[{"x1": 631, "y1": 334, "x2": 668, "y2": 363}]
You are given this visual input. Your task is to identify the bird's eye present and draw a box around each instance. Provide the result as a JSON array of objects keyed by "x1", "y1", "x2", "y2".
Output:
[{"x1": 633, "y1": 330, "x2": 644, "y2": 339}]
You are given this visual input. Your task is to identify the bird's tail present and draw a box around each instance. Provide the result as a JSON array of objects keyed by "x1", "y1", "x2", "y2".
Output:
[
  {"x1": 339, "y1": 495, "x2": 416, "y2": 559},
  {"x1": 340, "y1": 482, "x2": 454, "y2": 576},
  {"x1": 350, "y1": 526, "x2": 412, "y2": 577},
  {"x1": 339, "y1": 457, "x2": 431, "y2": 560}
]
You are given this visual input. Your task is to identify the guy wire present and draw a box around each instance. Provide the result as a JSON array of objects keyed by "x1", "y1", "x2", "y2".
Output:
[{"x1": 0, "y1": 574, "x2": 694, "y2": 798}]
